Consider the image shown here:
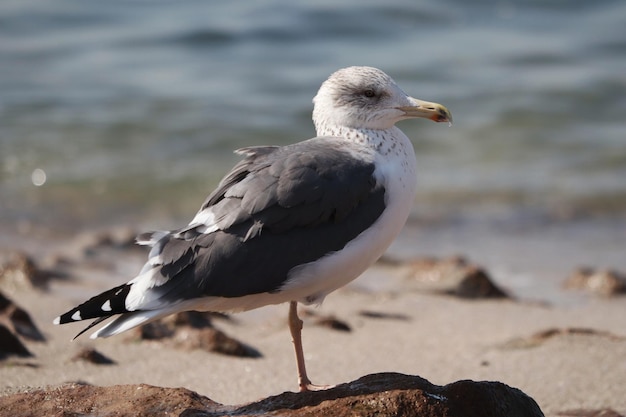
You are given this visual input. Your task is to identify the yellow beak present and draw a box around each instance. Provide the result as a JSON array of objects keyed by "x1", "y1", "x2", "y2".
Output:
[{"x1": 397, "y1": 98, "x2": 453, "y2": 124}]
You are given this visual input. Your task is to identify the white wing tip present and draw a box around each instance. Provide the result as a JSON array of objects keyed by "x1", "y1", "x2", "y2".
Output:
[{"x1": 52, "y1": 316, "x2": 60, "y2": 325}]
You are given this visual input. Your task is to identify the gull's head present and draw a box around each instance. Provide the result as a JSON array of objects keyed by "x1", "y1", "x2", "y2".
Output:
[{"x1": 313, "y1": 66, "x2": 452, "y2": 133}]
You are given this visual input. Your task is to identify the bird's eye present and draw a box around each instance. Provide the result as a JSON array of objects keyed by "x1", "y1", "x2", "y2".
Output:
[{"x1": 363, "y1": 89, "x2": 376, "y2": 98}]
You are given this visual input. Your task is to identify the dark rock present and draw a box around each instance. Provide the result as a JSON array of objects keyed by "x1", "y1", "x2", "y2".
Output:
[
  {"x1": 6, "y1": 304, "x2": 45, "y2": 342},
  {"x1": 0, "y1": 323, "x2": 32, "y2": 359},
  {"x1": 174, "y1": 327, "x2": 262, "y2": 358},
  {"x1": 558, "y1": 409, "x2": 624, "y2": 417},
  {"x1": 75, "y1": 227, "x2": 143, "y2": 256},
  {"x1": 137, "y1": 320, "x2": 176, "y2": 340},
  {"x1": 563, "y1": 267, "x2": 626, "y2": 297},
  {"x1": 314, "y1": 316, "x2": 351, "y2": 332},
  {"x1": 71, "y1": 347, "x2": 116, "y2": 365},
  {"x1": 500, "y1": 327, "x2": 624, "y2": 350},
  {"x1": 136, "y1": 311, "x2": 216, "y2": 340},
  {"x1": 232, "y1": 373, "x2": 544, "y2": 417},
  {"x1": 405, "y1": 256, "x2": 510, "y2": 299},
  {"x1": 133, "y1": 313, "x2": 261, "y2": 358},
  {"x1": 172, "y1": 311, "x2": 215, "y2": 328},
  {"x1": 302, "y1": 309, "x2": 352, "y2": 332},
  {"x1": 0, "y1": 383, "x2": 219, "y2": 417},
  {"x1": 0, "y1": 295, "x2": 42, "y2": 358},
  {"x1": 359, "y1": 310, "x2": 411, "y2": 321},
  {"x1": 133, "y1": 312, "x2": 215, "y2": 341},
  {"x1": 109, "y1": 226, "x2": 142, "y2": 248},
  {"x1": 0, "y1": 249, "x2": 53, "y2": 291},
  {"x1": 0, "y1": 373, "x2": 545, "y2": 417},
  {"x1": 0, "y1": 291, "x2": 45, "y2": 342}
]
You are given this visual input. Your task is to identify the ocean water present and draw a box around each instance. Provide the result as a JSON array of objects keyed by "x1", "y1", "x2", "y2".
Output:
[{"x1": 0, "y1": 1, "x2": 624, "y2": 298}]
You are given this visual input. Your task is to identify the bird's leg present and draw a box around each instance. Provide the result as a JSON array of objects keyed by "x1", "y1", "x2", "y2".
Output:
[{"x1": 288, "y1": 301, "x2": 333, "y2": 392}]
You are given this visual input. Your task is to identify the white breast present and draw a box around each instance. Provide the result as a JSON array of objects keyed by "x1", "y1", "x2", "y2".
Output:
[{"x1": 278, "y1": 127, "x2": 418, "y2": 304}]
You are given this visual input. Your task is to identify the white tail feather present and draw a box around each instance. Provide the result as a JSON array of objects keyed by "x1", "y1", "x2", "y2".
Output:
[
  {"x1": 90, "y1": 308, "x2": 175, "y2": 339},
  {"x1": 89, "y1": 296, "x2": 218, "y2": 339}
]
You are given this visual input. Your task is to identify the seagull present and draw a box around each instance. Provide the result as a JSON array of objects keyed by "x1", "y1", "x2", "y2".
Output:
[{"x1": 54, "y1": 66, "x2": 452, "y2": 392}]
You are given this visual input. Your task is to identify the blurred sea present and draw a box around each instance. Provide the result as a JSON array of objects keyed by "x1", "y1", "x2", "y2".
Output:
[{"x1": 0, "y1": 1, "x2": 624, "y2": 300}]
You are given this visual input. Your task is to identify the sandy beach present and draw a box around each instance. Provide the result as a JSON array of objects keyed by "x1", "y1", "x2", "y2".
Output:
[{"x1": 1, "y1": 224, "x2": 625, "y2": 417}]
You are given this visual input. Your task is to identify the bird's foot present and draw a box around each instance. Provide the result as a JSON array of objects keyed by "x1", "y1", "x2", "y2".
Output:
[{"x1": 299, "y1": 381, "x2": 335, "y2": 392}]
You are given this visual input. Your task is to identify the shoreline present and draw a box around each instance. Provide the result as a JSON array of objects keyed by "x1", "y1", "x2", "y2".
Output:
[{"x1": 2, "y1": 213, "x2": 626, "y2": 305}]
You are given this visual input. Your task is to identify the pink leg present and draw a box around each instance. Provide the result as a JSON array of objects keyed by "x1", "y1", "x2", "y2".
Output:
[{"x1": 288, "y1": 301, "x2": 333, "y2": 392}]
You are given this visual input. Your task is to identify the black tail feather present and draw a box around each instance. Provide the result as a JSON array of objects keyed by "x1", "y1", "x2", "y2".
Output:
[{"x1": 72, "y1": 317, "x2": 109, "y2": 340}]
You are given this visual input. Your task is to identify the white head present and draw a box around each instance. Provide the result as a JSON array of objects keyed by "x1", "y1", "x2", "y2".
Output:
[{"x1": 312, "y1": 66, "x2": 451, "y2": 134}]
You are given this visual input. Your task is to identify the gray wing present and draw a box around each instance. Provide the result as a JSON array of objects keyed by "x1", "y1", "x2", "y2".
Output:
[
  {"x1": 55, "y1": 137, "x2": 387, "y2": 326},
  {"x1": 142, "y1": 136, "x2": 386, "y2": 300}
]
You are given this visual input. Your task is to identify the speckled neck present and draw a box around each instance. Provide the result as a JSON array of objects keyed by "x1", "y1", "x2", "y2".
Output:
[{"x1": 315, "y1": 124, "x2": 409, "y2": 156}]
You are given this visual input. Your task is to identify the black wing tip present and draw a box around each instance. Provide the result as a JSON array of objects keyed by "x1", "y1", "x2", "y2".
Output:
[
  {"x1": 53, "y1": 309, "x2": 109, "y2": 340},
  {"x1": 54, "y1": 307, "x2": 82, "y2": 325},
  {"x1": 54, "y1": 284, "x2": 132, "y2": 325}
]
